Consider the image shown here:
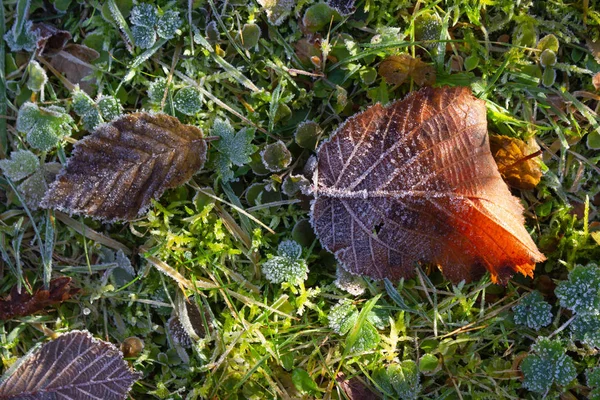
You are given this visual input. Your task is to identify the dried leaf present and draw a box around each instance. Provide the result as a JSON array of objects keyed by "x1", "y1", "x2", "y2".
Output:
[
  {"x1": 0, "y1": 330, "x2": 141, "y2": 399},
  {"x1": 593, "y1": 72, "x2": 600, "y2": 91},
  {"x1": 336, "y1": 373, "x2": 378, "y2": 400},
  {"x1": 0, "y1": 277, "x2": 79, "y2": 320},
  {"x1": 42, "y1": 113, "x2": 207, "y2": 221},
  {"x1": 49, "y1": 43, "x2": 100, "y2": 94},
  {"x1": 310, "y1": 86, "x2": 545, "y2": 284},
  {"x1": 32, "y1": 22, "x2": 72, "y2": 55},
  {"x1": 378, "y1": 54, "x2": 436, "y2": 86},
  {"x1": 490, "y1": 135, "x2": 543, "y2": 190}
]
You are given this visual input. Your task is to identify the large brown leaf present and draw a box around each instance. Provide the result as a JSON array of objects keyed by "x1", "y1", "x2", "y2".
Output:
[
  {"x1": 42, "y1": 113, "x2": 207, "y2": 221},
  {"x1": 310, "y1": 86, "x2": 545, "y2": 284}
]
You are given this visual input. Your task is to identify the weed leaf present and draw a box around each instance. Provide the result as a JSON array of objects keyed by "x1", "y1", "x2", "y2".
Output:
[
  {"x1": 311, "y1": 86, "x2": 545, "y2": 284},
  {"x1": 0, "y1": 330, "x2": 141, "y2": 399},
  {"x1": 42, "y1": 113, "x2": 207, "y2": 221}
]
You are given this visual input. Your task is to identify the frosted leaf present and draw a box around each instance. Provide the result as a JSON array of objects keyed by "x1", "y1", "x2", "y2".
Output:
[
  {"x1": 328, "y1": 299, "x2": 358, "y2": 335},
  {"x1": 262, "y1": 255, "x2": 308, "y2": 285},
  {"x1": 42, "y1": 113, "x2": 207, "y2": 221},
  {"x1": 4, "y1": 20, "x2": 37, "y2": 52},
  {"x1": 132, "y1": 24, "x2": 156, "y2": 49},
  {"x1": 0, "y1": 150, "x2": 39, "y2": 181},
  {"x1": 240, "y1": 23, "x2": 261, "y2": 49},
  {"x1": 257, "y1": 0, "x2": 295, "y2": 26},
  {"x1": 205, "y1": 21, "x2": 219, "y2": 41},
  {"x1": 214, "y1": 153, "x2": 235, "y2": 182},
  {"x1": 310, "y1": 86, "x2": 545, "y2": 284},
  {"x1": 17, "y1": 103, "x2": 73, "y2": 151},
  {"x1": 295, "y1": 120, "x2": 322, "y2": 150},
  {"x1": 0, "y1": 330, "x2": 141, "y2": 399},
  {"x1": 589, "y1": 367, "x2": 600, "y2": 387},
  {"x1": 277, "y1": 239, "x2": 302, "y2": 259},
  {"x1": 334, "y1": 265, "x2": 366, "y2": 295},
  {"x1": 349, "y1": 322, "x2": 379, "y2": 352},
  {"x1": 512, "y1": 291, "x2": 552, "y2": 331},
  {"x1": 261, "y1": 140, "x2": 292, "y2": 172},
  {"x1": 173, "y1": 87, "x2": 202, "y2": 116},
  {"x1": 26, "y1": 60, "x2": 47, "y2": 92},
  {"x1": 168, "y1": 295, "x2": 209, "y2": 348},
  {"x1": 148, "y1": 77, "x2": 171, "y2": 104},
  {"x1": 130, "y1": 3, "x2": 159, "y2": 27},
  {"x1": 388, "y1": 361, "x2": 421, "y2": 400},
  {"x1": 157, "y1": 10, "x2": 182, "y2": 39},
  {"x1": 212, "y1": 118, "x2": 255, "y2": 167},
  {"x1": 97, "y1": 95, "x2": 122, "y2": 122},
  {"x1": 570, "y1": 314, "x2": 600, "y2": 348},
  {"x1": 282, "y1": 174, "x2": 310, "y2": 196},
  {"x1": 72, "y1": 88, "x2": 103, "y2": 130},
  {"x1": 521, "y1": 337, "x2": 576, "y2": 394},
  {"x1": 555, "y1": 263, "x2": 600, "y2": 315},
  {"x1": 18, "y1": 170, "x2": 48, "y2": 210},
  {"x1": 414, "y1": 13, "x2": 442, "y2": 43}
]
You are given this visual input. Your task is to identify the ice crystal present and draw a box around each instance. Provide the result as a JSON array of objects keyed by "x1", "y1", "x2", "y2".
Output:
[
  {"x1": 157, "y1": 10, "x2": 182, "y2": 40},
  {"x1": 327, "y1": 299, "x2": 358, "y2": 335},
  {"x1": 513, "y1": 291, "x2": 553, "y2": 331},
  {"x1": 555, "y1": 263, "x2": 600, "y2": 315},
  {"x1": 521, "y1": 337, "x2": 577, "y2": 394},
  {"x1": 0, "y1": 150, "x2": 39, "y2": 181},
  {"x1": 173, "y1": 87, "x2": 202, "y2": 116}
]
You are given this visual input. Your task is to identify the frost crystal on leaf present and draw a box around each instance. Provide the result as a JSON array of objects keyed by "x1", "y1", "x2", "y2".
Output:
[
  {"x1": 334, "y1": 265, "x2": 366, "y2": 296},
  {"x1": 26, "y1": 61, "x2": 48, "y2": 92},
  {"x1": 96, "y1": 96, "x2": 122, "y2": 122},
  {"x1": 132, "y1": 25, "x2": 156, "y2": 49},
  {"x1": 555, "y1": 263, "x2": 600, "y2": 315},
  {"x1": 72, "y1": 88, "x2": 103, "y2": 131},
  {"x1": 0, "y1": 150, "x2": 39, "y2": 181},
  {"x1": 148, "y1": 78, "x2": 170, "y2": 104},
  {"x1": 570, "y1": 314, "x2": 600, "y2": 348},
  {"x1": 211, "y1": 118, "x2": 255, "y2": 182},
  {"x1": 4, "y1": 20, "x2": 37, "y2": 52},
  {"x1": 262, "y1": 253, "x2": 308, "y2": 285},
  {"x1": 261, "y1": 140, "x2": 292, "y2": 172},
  {"x1": 328, "y1": 299, "x2": 358, "y2": 335},
  {"x1": 16, "y1": 103, "x2": 73, "y2": 151},
  {"x1": 277, "y1": 240, "x2": 302, "y2": 259},
  {"x1": 173, "y1": 87, "x2": 202, "y2": 116},
  {"x1": 521, "y1": 337, "x2": 577, "y2": 394},
  {"x1": 157, "y1": 10, "x2": 182, "y2": 39},
  {"x1": 130, "y1": 3, "x2": 159, "y2": 27},
  {"x1": 512, "y1": 291, "x2": 553, "y2": 331}
]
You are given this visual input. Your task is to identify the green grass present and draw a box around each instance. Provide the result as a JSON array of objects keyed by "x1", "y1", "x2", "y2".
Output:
[{"x1": 1, "y1": 0, "x2": 600, "y2": 399}]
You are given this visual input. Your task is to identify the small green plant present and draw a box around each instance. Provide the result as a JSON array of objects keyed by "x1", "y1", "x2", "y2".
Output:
[
  {"x1": 261, "y1": 141, "x2": 291, "y2": 172},
  {"x1": 261, "y1": 240, "x2": 308, "y2": 285},
  {"x1": 72, "y1": 88, "x2": 122, "y2": 131},
  {"x1": 211, "y1": 118, "x2": 255, "y2": 182},
  {"x1": 16, "y1": 102, "x2": 74, "y2": 151},
  {"x1": 130, "y1": 3, "x2": 181, "y2": 48},
  {"x1": 373, "y1": 360, "x2": 421, "y2": 400},
  {"x1": 26, "y1": 61, "x2": 47, "y2": 92},
  {"x1": 512, "y1": 291, "x2": 553, "y2": 331},
  {"x1": 0, "y1": 150, "x2": 39, "y2": 181},
  {"x1": 555, "y1": 263, "x2": 600, "y2": 315},
  {"x1": 239, "y1": 23, "x2": 261, "y2": 50},
  {"x1": 4, "y1": 0, "x2": 37, "y2": 52},
  {"x1": 294, "y1": 120, "x2": 322, "y2": 150},
  {"x1": 328, "y1": 299, "x2": 358, "y2": 335},
  {"x1": 173, "y1": 87, "x2": 202, "y2": 116},
  {"x1": 521, "y1": 337, "x2": 577, "y2": 395},
  {"x1": 588, "y1": 367, "x2": 600, "y2": 400},
  {"x1": 302, "y1": 4, "x2": 336, "y2": 33}
]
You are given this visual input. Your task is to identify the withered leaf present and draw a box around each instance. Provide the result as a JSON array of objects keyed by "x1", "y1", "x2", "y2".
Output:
[
  {"x1": 0, "y1": 277, "x2": 79, "y2": 320},
  {"x1": 42, "y1": 113, "x2": 207, "y2": 221},
  {"x1": 335, "y1": 373, "x2": 378, "y2": 400},
  {"x1": 49, "y1": 43, "x2": 100, "y2": 94},
  {"x1": 32, "y1": 22, "x2": 72, "y2": 55},
  {"x1": 311, "y1": 86, "x2": 545, "y2": 284},
  {"x1": 0, "y1": 330, "x2": 141, "y2": 400},
  {"x1": 490, "y1": 135, "x2": 543, "y2": 190},
  {"x1": 378, "y1": 54, "x2": 436, "y2": 86}
]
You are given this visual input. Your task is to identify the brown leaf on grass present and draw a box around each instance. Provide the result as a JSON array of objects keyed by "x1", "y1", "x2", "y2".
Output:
[
  {"x1": 310, "y1": 86, "x2": 545, "y2": 284},
  {"x1": 0, "y1": 277, "x2": 79, "y2": 320},
  {"x1": 490, "y1": 135, "x2": 543, "y2": 190},
  {"x1": 378, "y1": 54, "x2": 436, "y2": 86},
  {"x1": 0, "y1": 330, "x2": 141, "y2": 399},
  {"x1": 335, "y1": 373, "x2": 378, "y2": 400},
  {"x1": 42, "y1": 113, "x2": 207, "y2": 221},
  {"x1": 49, "y1": 43, "x2": 100, "y2": 94}
]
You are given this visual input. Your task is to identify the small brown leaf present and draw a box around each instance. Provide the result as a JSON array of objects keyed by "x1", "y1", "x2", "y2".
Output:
[
  {"x1": 49, "y1": 43, "x2": 100, "y2": 94},
  {"x1": 311, "y1": 86, "x2": 545, "y2": 284},
  {"x1": 378, "y1": 54, "x2": 436, "y2": 86},
  {"x1": 0, "y1": 330, "x2": 141, "y2": 399},
  {"x1": 490, "y1": 135, "x2": 543, "y2": 190},
  {"x1": 32, "y1": 22, "x2": 72, "y2": 55},
  {"x1": 42, "y1": 113, "x2": 207, "y2": 221},
  {"x1": 336, "y1": 373, "x2": 378, "y2": 400},
  {"x1": 0, "y1": 277, "x2": 79, "y2": 320},
  {"x1": 593, "y1": 72, "x2": 600, "y2": 91}
]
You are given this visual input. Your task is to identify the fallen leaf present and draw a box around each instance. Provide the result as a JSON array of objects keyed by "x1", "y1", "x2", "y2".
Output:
[
  {"x1": 378, "y1": 54, "x2": 436, "y2": 86},
  {"x1": 32, "y1": 22, "x2": 72, "y2": 55},
  {"x1": 593, "y1": 72, "x2": 600, "y2": 91},
  {"x1": 0, "y1": 277, "x2": 79, "y2": 320},
  {"x1": 49, "y1": 43, "x2": 100, "y2": 94},
  {"x1": 0, "y1": 330, "x2": 141, "y2": 399},
  {"x1": 490, "y1": 135, "x2": 543, "y2": 190},
  {"x1": 336, "y1": 373, "x2": 378, "y2": 400},
  {"x1": 42, "y1": 113, "x2": 207, "y2": 221},
  {"x1": 310, "y1": 86, "x2": 545, "y2": 284}
]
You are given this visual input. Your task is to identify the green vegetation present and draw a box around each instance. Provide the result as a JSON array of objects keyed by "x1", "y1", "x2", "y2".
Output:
[{"x1": 1, "y1": 0, "x2": 600, "y2": 398}]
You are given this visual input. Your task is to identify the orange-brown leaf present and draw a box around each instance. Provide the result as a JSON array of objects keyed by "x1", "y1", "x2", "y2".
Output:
[
  {"x1": 0, "y1": 277, "x2": 79, "y2": 320},
  {"x1": 490, "y1": 135, "x2": 543, "y2": 190},
  {"x1": 311, "y1": 86, "x2": 545, "y2": 284},
  {"x1": 378, "y1": 54, "x2": 436, "y2": 86},
  {"x1": 42, "y1": 113, "x2": 207, "y2": 221}
]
